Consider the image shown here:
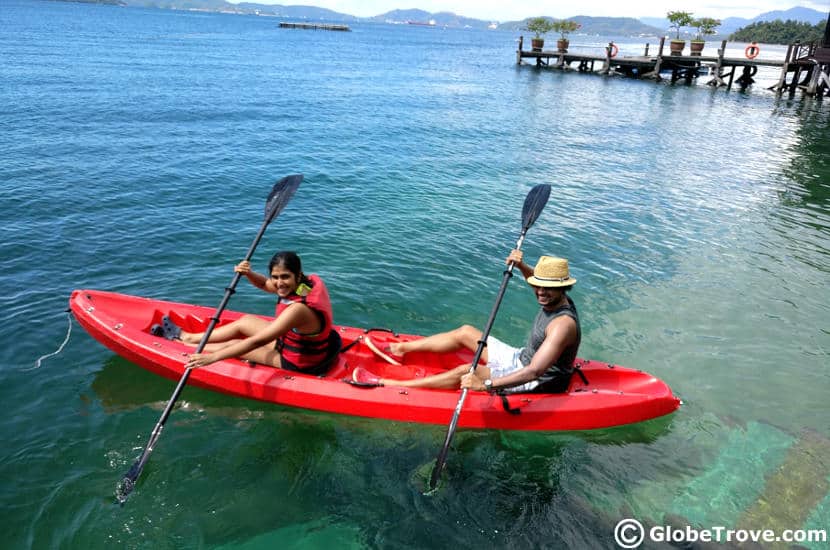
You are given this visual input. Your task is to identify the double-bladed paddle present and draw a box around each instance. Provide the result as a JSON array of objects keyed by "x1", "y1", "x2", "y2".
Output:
[
  {"x1": 116, "y1": 174, "x2": 303, "y2": 504},
  {"x1": 428, "y1": 184, "x2": 551, "y2": 491}
]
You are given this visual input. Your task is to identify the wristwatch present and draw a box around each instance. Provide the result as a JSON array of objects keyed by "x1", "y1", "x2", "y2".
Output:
[{"x1": 484, "y1": 378, "x2": 493, "y2": 392}]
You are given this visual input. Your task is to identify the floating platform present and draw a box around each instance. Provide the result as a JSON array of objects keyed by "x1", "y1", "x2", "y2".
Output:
[{"x1": 279, "y1": 22, "x2": 350, "y2": 32}]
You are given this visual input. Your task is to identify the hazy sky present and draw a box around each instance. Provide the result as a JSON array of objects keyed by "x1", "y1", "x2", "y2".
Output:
[{"x1": 246, "y1": 1, "x2": 829, "y2": 21}]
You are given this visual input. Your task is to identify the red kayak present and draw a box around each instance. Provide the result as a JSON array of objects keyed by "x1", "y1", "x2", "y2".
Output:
[{"x1": 70, "y1": 289, "x2": 680, "y2": 431}]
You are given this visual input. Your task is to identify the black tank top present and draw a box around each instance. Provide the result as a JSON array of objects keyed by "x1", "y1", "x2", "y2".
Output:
[{"x1": 518, "y1": 295, "x2": 581, "y2": 381}]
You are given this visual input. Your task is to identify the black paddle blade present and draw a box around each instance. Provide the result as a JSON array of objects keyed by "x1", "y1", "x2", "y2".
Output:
[
  {"x1": 428, "y1": 457, "x2": 445, "y2": 491},
  {"x1": 265, "y1": 174, "x2": 303, "y2": 223},
  {"x1": 116, "y1": 474, "x2": 135, "y2": 505},
  {"x1": 521, "y1": 184, "x2": 551, "y2": 232}
]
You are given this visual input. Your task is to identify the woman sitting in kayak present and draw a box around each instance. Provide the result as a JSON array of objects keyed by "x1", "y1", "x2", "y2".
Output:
[{"x1": 166, "y1": 251, "x2": 340, "y2": 374}]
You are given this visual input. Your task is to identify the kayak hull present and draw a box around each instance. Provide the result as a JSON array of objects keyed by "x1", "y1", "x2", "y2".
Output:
[{"x1": 70, "y1": 289, "x2": 681, "y2": 431}]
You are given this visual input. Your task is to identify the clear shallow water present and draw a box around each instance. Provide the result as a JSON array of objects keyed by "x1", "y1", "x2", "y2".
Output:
[{"x1": 1, "y1": 1, "x2": 829, "y2": 548}]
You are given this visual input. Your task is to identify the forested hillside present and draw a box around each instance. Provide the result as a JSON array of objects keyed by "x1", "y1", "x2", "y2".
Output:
[{"x1": 730, "y1": 19, "x2": 825, "y2": 44}]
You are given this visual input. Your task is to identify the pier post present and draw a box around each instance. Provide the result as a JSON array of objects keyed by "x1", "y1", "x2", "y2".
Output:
[
  {"x1": 707, "y1": 40, "x2": 727, "y2": 87},
  {"x1": 644, "y1": 43, "x2": 650, "y2": 56},
  {"x1": 643, "y1": 36, "x2": 665, "y2": 80},
  {"x1": 601, "y1": 43, "x2": 612, "y2": 74},
  {"x1": 789, "y1": 42, "x2": 802, "y2": 97},
  {"x1": 815, "y1": 66, "x2": 830, "y2": 97},
  {"x1": 517, "y1": 35, "x2": 524, "y2": 65},
  {"x1": 806, "y1": 60, "x2": 821, "y2": 95},
  {"x1": 774, "y1": 43, "x2": 795, "y2": 94}
]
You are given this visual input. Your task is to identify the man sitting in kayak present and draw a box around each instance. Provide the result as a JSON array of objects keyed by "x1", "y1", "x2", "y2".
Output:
[
  {"x1": 353, "y1": 252, "x2": 580, "y2": 394},
  {"x1": 172, "y1": 251, "x2": 340, "y2": 374}
]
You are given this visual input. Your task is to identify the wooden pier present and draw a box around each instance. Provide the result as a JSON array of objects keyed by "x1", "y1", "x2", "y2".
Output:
[
  {"x1": 517, "y1": 35, "x2": 830, "y2": 98},
  {"x1": 772, "y1": 40, "x2": 830, "y2": 97},
  {"x1": 279, "y1": 22, "x2": 351, "y2": 32}
]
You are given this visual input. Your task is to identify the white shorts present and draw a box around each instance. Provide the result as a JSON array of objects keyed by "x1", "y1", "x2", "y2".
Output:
[{"x1": 485, "y1": 336, "x2": 539, "y2": 393}]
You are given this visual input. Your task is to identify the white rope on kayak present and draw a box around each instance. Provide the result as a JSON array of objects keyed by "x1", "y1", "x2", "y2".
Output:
[{"x1": 26, "y1": 311, "x2": 73, "y2": 370}]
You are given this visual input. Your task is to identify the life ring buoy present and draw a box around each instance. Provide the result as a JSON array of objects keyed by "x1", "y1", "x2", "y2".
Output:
[
  {"x1": 745, "y1": 43, "x2": 760, "y2": 59},
  {"x1": 609, "y1": 43, "x2": 619, "y2": 58}
]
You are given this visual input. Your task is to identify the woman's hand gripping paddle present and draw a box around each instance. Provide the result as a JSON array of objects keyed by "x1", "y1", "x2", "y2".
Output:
[
  {"x1": 427, "y1": 184, "x2": 551, "y2": 492},
  {"x1": 116, "y1": 174, "x2": 303, "y2": 504}
]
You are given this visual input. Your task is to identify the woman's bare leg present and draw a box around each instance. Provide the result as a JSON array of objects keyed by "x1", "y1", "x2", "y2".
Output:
[
  {"x1": 237, "y1": 345, "x2": 282, "y2": 367},
  {"x1": 179, "y1": 314, "x2": 270, "y2": 345},
  {"x1": 197, "y1": 340, "x2": 283, "y2": 368}
]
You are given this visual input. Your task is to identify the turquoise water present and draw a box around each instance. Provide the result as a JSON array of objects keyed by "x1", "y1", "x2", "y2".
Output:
[{"x1": 2, "y1": 1, "x2": 829, "y2": 547}]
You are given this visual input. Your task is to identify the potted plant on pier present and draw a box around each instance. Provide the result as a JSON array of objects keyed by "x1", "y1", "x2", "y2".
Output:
[
  {"x1": 525, "y1": 16, "x2": 555, "y2": 52},
  {"x1": 667, "y1": 10, "x2": 694, "y2": 55},
  {"x1": 551, "y1": 19, "x2": 581, "y2": 53},
  {"x1": 690, "y1": 17, "x2": 721, "y2": 55}
]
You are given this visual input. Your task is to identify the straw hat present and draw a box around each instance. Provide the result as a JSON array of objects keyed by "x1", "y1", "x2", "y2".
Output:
[{"x1": 526, "y1": 256, "x2": 577, "y2": 288}]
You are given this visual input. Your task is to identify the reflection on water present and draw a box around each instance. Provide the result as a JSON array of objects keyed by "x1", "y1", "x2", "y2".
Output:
[
  {"x1": 780, "y1": 102, "x2": 830, "y2": 211},
  {"x1": 86, "y1": 353, "x2": 685, "y2": 547}
]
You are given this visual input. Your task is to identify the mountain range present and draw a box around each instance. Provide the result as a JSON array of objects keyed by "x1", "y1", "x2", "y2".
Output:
[{"x1": 68, "y1": 1, "x2": 829, "y2": 36}]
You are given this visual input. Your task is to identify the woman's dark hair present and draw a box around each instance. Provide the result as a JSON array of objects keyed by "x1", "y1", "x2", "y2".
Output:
[{"x1": 268, "y1": 251, "x2": 310, "y2": 285}]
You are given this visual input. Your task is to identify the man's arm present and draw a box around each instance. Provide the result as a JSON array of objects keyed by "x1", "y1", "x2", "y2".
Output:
[
  {"x1": 465, "y1": 316, "x2": 577, "y2": 391},
  {"x1": 507, "y1": 249, "x2": 534, "y2": 280}
]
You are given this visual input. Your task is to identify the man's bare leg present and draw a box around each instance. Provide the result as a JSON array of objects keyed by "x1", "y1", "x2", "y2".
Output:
[{"x1": 387, "y1": 324, "x2": 488, "y2": 362}]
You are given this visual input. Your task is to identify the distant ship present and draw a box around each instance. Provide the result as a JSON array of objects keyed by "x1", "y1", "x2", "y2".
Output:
[{"x1": 407, "y1": 19, "x2": 436, "y2": 26}]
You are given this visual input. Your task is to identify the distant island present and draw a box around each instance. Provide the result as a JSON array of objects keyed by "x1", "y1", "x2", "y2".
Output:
[
  {"x1": 52, "y1": 0, "x2": 827, "y2": 38},
  {"x1": 58, "y1": 0, "x2": 126, "y2": 4},
  {"x1": 730, "y1": 19, "x2": 826, "y2": 44}
]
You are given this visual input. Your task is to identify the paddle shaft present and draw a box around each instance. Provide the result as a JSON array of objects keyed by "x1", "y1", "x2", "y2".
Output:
[
  {"x1": 119, "y1": 218, "x2": 272, "y2": 499},
  {"x1": 118, "y1": 174, "x2": 303, "y2": 502},
  {"x1": 429, "y1": 230, "x2": 529, "y2": 490}
]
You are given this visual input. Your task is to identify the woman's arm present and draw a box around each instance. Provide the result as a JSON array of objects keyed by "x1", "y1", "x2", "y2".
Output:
[{"x1": 235, "y1": 260, "x2": 275, "y2": 293}]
